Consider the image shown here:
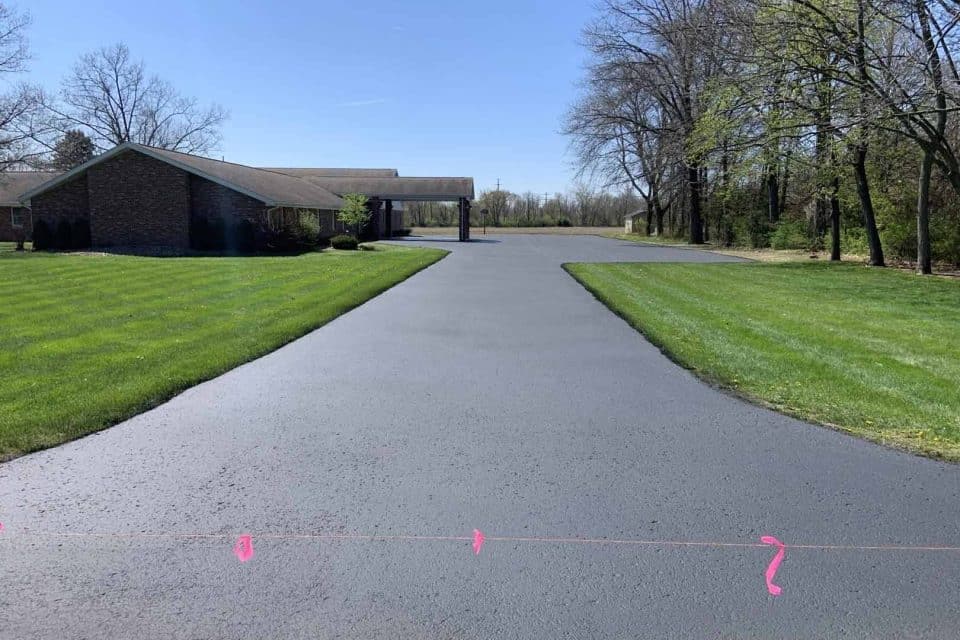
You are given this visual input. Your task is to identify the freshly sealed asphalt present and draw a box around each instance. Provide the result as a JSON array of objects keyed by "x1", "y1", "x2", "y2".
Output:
[{"x1": 1, "y1": 234, "x2": 958, "y2": 639}]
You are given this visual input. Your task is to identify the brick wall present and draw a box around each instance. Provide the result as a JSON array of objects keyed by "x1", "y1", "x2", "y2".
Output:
[
  {"x1": 32, "y1": 174, "x2": 90, "y2": 225},
  {"x1": 87, "y1": 150, "x2": 190, "y2": 248},
  {"x1": 189, "y1": 174, "x2": 266, "y2": 224}
]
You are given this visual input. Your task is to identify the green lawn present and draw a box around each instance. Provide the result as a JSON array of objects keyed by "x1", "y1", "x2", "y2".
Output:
[
  {"x1": 0, "y1": 245, "x2": 446, "y2": 458},
  {"x1": 565, "y1": 261, "x2": 960, "y2": 460}
]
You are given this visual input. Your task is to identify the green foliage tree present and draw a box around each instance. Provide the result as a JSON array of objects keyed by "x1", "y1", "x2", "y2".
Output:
[
  {"x1": 336, "y1": 193, "x2": 370, "y2": 238},
  {"x1": 51, "y1": 130, "x2": 95, "y2": 170}
]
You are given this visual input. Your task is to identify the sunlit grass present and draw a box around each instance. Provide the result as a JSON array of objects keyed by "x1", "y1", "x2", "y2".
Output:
[
  {"x1": 0, "y1": 245, "x2": 446, "y2": 458},
  {"x1": 565, "y1": 261, "x2": 960, "y2": 460}
]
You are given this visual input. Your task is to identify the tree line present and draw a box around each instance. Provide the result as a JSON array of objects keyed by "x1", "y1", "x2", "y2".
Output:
[
  {"x1": 0, "y1": 5, "x2": 226, "y2": 173},
  {"x1": 565, "y1": 0, "x2": 960, "y2": 273},
  {"x1": 406, "y1": 188, "x2": 640, "y2": 227}
]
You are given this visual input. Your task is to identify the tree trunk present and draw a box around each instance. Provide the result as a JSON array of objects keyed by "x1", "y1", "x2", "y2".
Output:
[
  {"x1": 654, "y1": 199, "x2": 664, "y2": 236},
  {"x1": 917, "y1": 150, "x2": 934, "y2": 274},
  {"x1": 779, "y1": 154, "x2": 790, "y2": 219},
  {"x1": 830, "y1": 175, "x2": 841, "y2": 261},
  {"x1": 645, "y1": 201, "x2": 653, "y2": 236},
  {"x1": 767, "y1": 167, "x2": 780, "y2": 223},
  {"x1": 914, "y1": 0, "x2": 945, "y2": 275},
  {"x1": 688, "y1": 164, "x2": 704, "y2": 244},
  {"x1": 853, "y1": 146, "x2": 885, "y2": 266}
]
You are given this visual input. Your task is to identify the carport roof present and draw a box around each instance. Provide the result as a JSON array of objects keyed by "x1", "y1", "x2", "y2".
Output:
[{"x1": 296, "y1": 175, "x2": 475, "y2": 201}]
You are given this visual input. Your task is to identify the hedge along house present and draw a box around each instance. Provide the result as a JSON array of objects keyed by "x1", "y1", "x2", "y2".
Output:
[
  {"x1": 20, "y1": 143, "x2": 476, "y2": 250},
  {"x1": 0, "y1": 171, "x2": 60, "y2": 242},
  {"x1": 19, "y1": 142, "x2": 345, "y2": 252}
]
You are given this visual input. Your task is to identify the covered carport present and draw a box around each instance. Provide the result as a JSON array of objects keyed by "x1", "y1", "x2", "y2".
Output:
[{"x1": 293, "y1": 175, "x2": 475, "y2": 241}]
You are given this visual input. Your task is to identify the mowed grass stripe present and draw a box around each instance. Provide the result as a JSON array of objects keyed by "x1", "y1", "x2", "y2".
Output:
[
  {"x1": 565, "y1": 261, "x2": 960, "y2": 460},
  {"x1": 0, "y1": 246, "x2": 447, "y2": 458}
]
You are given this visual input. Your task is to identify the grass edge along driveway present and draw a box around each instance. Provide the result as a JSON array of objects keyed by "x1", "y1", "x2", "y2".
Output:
[
  {"x1": 564, "y1": 261, "x2": 960, "y2": 461},
  {"x1": 0, "y1": 245, "x2": 447, "y2": 459}
]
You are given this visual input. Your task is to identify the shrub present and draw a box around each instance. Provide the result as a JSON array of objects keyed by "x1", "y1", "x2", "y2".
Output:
[
  {"x1": 745, "y1": 212, "x2": 771, "y2": 248},
  {"x1": 71, "y1": 218, "x2": 92, "y2": 249},
  {"x1": 330, "y1": 234, "x2": 358, "y2": 250},
  {"x1": 557, "y1": 217, "x2": 573, "y2": 227},
  {"x1": 32, "y1": 219, "x2": 52, "y2": 250},
  {"x1": 393, "y1": 228, "x2": 412, "y2": 237},
  {"x1": 297, "y1": 211, "x2": 321, "y2": 246},
  {"x1": 769, "y1": 220, "x2": 809, "y2": 250},
  {"x1": 208, "y1": 217, "x2": 227, "y2": 250},
  {"x1": 838, "y1": 226, "x2": 868, "y2": 257},
  {"x1": 190, "y1": 216, "x2": 208, "y2": 250},
  {"x1": 55, "y1": 219, "x2": 73, "y2": 250},
  {"x1": 235, "y1": 219, "x2": 256, "y2": 253}
]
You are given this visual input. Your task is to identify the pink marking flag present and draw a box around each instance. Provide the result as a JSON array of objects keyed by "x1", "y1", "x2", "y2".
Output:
[
  {"x1": 0, "y1": 522, "x2": 4, "y2": 533},
  {"x1": 234, "y1": 534, "x2": 254, "y2": 562},
  {"x1": 760, "y1": 535, "x2": 786, "y2": 596},
  {"x1": 472, "y1": 529, "x2": 485, "y2": 555}
]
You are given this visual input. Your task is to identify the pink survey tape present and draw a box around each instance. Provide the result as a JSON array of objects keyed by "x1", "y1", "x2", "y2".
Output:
[
  {"x1": 760, "y1": 535, "x2": 786, "y2": 596},
  {"x1": 234, "y1": 534, "x2": 254, "y2": 562},
  {"x1": 473, "y1": 529, "x2": 485, "y2": 555}
]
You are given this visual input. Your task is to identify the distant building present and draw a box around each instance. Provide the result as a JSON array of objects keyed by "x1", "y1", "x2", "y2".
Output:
[
  {"x1": 0, "y1": 171, "x2": 60, "y2": 241},
  {"x1": 624, "y1": 209, "x2": 645, "y2": 234}
]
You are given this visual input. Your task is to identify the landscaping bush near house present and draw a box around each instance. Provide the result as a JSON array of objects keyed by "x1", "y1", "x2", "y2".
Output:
[
  {"x1": 32, "y1": 219, "x2": 51, "y2": 250},
  {"x1": 297, "y1": 211, "x2": 321, "y2": 246},
  {"x1": 190, "y1": 215, "x2": 211, "y2": 250},
  {"x1": 236, "y1": 219, "x2": 256, "y2": 253},
  {"x1": 54, "y1": 219, "x2": 73, "y2": 250},
  {"x1": 71, "y1": 218, "x2": 92, "y2": 249},
  {"x1": 330, "y1": 234, "x2": 359, "y2": 250},
  {"x1": 769, "y1": 219, "x2": 810, "y2": 250},
  {"x1": 208, "y1": 217, "x2": 227, "y2": 250}
]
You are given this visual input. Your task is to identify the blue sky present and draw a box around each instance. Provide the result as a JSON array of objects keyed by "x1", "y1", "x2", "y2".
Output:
[{"x1": 23, "y1": 0, "x2": 597, "y2": 196}]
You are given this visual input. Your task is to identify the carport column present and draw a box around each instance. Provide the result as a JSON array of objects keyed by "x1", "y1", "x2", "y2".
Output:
[
  {"x1": 458, "y1": 197, "x2": 471, "y2": 242},
  {"x1": 384, "y1": 199, "x2": 393, "y2": 239}
]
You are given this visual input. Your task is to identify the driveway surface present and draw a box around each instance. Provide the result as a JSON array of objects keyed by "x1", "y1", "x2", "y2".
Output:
[{"x1": 1, "y1": 234, "x2": 958, "y2": 639}]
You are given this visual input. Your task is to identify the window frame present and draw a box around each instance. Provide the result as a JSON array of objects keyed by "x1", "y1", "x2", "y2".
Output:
[{"x1": 10, "y1": 207, "x2": 24, "y2": 228}]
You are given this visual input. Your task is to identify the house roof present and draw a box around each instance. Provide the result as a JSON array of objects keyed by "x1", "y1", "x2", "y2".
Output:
[
  {"x1": 0, "y1": 171, "x2": 61, "y2": 206},
  {"x1": 19, "y1": 143, "x2": 345, "y2": 210},
  {"x1": 264, "y1": 167, "x2": 399, "y2": 178},
  {"x1": 19, "y1": 143, "x2": 474, "y2": 208},
  {"x1": 297, "y1": 176, "x2": 475, "y2": 202}
]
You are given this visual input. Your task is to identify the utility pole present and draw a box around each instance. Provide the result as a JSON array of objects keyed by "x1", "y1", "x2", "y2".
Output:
[{"x1": 496, "y1": 178, "x2": 501, "y2": 192}]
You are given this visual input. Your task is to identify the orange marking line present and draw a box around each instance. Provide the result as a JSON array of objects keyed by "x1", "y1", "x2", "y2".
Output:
[{"x1": 8, "y1": 530, "x2": 960, "y2": 551}]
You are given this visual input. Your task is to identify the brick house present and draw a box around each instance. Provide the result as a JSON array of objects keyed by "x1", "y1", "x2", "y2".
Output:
[
  {"x1": 20, "y1": 142, "x2": 475, "y2": 250},
  {"x1": 20, "y1": 143, "x2": 344, "y2": 251},
  {"x1": 0, "y1": 171, "x2": 60, "y2": 242}
]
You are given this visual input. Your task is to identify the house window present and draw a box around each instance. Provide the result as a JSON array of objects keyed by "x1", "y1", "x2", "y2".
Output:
[{"x1": 10, "y1": 207, "x2": 24, "y2": 228}]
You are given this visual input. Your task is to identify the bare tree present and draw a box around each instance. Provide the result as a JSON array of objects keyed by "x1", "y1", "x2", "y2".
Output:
[
  {"x1": 0, "y1": 4, "x2": 45, "y2": 170},
  {"x1": 43, "y1": 43, "x2": 227, "y2": 155}
]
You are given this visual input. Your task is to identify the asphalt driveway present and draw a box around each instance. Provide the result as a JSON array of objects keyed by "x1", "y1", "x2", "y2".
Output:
[{"x1": 1, "y1": 234, "x2": 958, "y2": 638}]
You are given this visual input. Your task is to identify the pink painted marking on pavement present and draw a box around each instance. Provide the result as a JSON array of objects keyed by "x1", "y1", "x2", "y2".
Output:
[
  {"x1": 761, "y1": 535, "x2": 786, "y2": 596},
  {"x1": 234, "y1": 534, "x2": 254, "y2": 562},
  {"x1": 472, "y1": 529, "x2": 485, "y2": 555}
]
